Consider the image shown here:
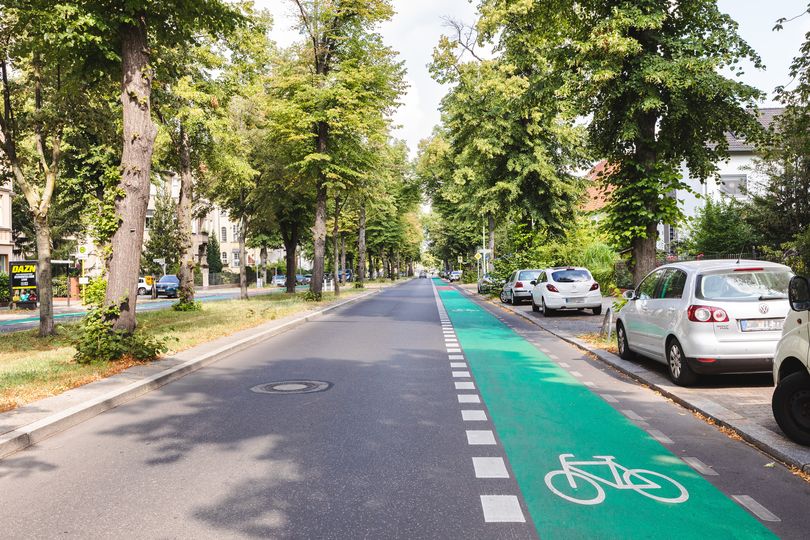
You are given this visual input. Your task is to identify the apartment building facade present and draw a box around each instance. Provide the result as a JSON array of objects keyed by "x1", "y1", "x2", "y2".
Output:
[{"x1": 0, "y1": 177, "x2": 12, "y2": 273}]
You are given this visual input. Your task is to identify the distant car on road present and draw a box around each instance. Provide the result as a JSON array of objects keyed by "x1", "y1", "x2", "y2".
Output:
[
  {"x1": 155, "y1": 274, "x2": 180, "y2": 298},
  {"x1": 772, "y1": 275, "x2": 810, "y2": 446},
  {"x1": 272, "y1": 274, "x2": 287, "y2": 287},
  {"x1": 295, "y1": 274, "x2": 305, "y2": 285},
  {"x1": 616, "y1": 260, "x2": 792, "y2": 386},
  {"x1": 137, "y1": 277, "x2": 154, "y2": 296},
  {"x1": 448, "y1": 270, "x2": 462, "y2": 282},
  {"x1": 530, "y1": 267, "x2": 603, "y2": 316},
  {"x1": 419, "y1": 270, "x2": 428, "y2": 279},
  {"x1": 302, "y1": 274, "x2": 312, "y2": 285},
  {"x1": 500, "y1": 269, "x2": 542, "y2": 305}
]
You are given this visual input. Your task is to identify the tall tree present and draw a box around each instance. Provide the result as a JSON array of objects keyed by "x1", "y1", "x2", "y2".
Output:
[{"x1": 479, "y1": 0, "x2": 764, "y2": 284}]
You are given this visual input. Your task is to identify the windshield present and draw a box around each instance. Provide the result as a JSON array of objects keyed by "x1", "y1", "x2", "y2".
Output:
[
  {"x1": 551, "y1": 269, "x2": 592, "y2": 283},
  {"x1": 518, "y1": 270, "x2": 541, "y2": 282},
  {"x1": 698, "y1": 270, "x2": 791, "y2": 301},
  {"x1": 159, "y1": 275, "x2": 179, "y2": 284}
]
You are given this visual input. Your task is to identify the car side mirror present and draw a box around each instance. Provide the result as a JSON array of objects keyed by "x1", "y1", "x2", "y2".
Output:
[
  {"x1": 789, "y1": 276, "x2": 810, "y2": 311},
  {"x1": 622, "y1": 290, "x2": 636, "y2": 301},
  {"x1": 530, "y1": 280, "x2": 537, "y2": 286}
]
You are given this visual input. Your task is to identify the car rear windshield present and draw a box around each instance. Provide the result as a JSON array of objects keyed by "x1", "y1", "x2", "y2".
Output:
[
  {"x1": 518, "y1": 270, "x2": 541, "y2": 281},
  {"x1": 697, "y1": 270, "x2": 791, "y2": 302},
  {"x1": 551, "y1": 269, "x2": 591, "y2": 283}
]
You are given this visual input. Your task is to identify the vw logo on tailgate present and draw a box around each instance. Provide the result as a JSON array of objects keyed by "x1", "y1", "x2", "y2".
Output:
[{"x1": 758, "y1": 303, "x2": 769, "y2": 315}]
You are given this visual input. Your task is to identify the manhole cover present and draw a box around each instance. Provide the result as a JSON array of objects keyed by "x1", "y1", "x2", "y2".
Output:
[{"x1": 250, "y1": 380, "x2": 332, "y2": 395}]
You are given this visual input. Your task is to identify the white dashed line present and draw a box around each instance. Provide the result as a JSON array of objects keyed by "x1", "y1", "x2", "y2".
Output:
[
  {"x1": 570, "y1": 371, "x2": 583, "y2": 378},
  {"x1": 452, "y1": 371, "x2": 471, "y2": 378},
  {"x1": 648, "y1": 429, "x2": 674, "y2": 445},
  {"x1": 547, "y1": 353, "x2": 560, "y2": 360},
  {"x1": 462, "y1": 410, "x2": 487, "y2": 421},
  {"x1": 600, "y1": 394, "x2": 619, "y2": 403},
  {"x1": 466, "y1": 430, "x2": 497, "y2": 445},
  {"x1": 447, "y1": 348, "x2": 462, "y2": 353},
  {"x1": 622, "y1": 410, "x2": 645, "y2": 421},
  {"x1": 480, "y1": 496, "x2": 526, "y2": 523},
  {"x1": 584, "y1": 382, "x2": 596, "y2": 388},
  {"x1": 455, "y1": 382, "x2": 476, "y2": 390},
  {"x1": 472, "y1": 457, "x2": 510, "y2": 478},
  {"x1": 458, "y1": 394, "x2": 481, "y2": 404},
  {"x1": 449, "y1": 354, "x2": 465, "y2": 360},
  {"x1": 682, "y1": 457, "x2": 718, "y2": 476},
  {"x1": 732, "y1": 495, "x2": 781, "y2": 522},
  {"x1": 559, "y1": 362, "x2": 571, "y2": 368},
  {"x1": 450, "y1": 362, "x2": 467, "y2": 368}
]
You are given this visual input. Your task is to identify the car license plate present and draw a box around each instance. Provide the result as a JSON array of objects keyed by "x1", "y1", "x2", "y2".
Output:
[
  {"x1": 740, "y1": 319, "x2": 784, "y2": 332},
  {"x1": 565, "y1": 297, "x2": 585, "y2": 304}
]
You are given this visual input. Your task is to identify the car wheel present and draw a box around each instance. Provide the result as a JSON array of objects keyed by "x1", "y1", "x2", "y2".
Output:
[
  {"x1": 772, "y1": 370, "x2": 810, "y2": 446},
  {"x1": 531, "y1": 297, "x2": 540, "y2": 312},
  {"x1": 616, "y1": 322, "x2": 635, "y2": 360},
  {"x1": 592, "y1": 306, "x2": 602, "y2": 316},
  {"x1": 138, "y1": 287, "x2": 146, "y2": 296},
  {"x1": 500, "y1": 290, "x2": 508, "y2": 303},
  {"x1": 542, "y1": 298, "x2": 555, "y2": 316},
  {"x1": 666, "y1": 338, "x2": 698, "y2": 386},
  {"x1": 509, "y1": 290, "x2": 516, "y2": 305}
]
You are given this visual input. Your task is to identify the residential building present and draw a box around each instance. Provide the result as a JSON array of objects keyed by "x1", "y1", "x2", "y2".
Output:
[{"x1": 0, "y1": 176, "x2": 12, "y2": 273}]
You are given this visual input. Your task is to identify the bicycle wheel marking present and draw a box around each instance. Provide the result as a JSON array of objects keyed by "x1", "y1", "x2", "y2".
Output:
[{"x1": 434, "y1": 283, "x2": 775, "y2": 539}]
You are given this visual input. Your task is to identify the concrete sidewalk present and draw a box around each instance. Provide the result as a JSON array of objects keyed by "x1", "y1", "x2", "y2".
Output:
[
  {"x1": 455, "y1": 282, "x2": 810, "y2": 473},
  {"x1": 0, "y1": 288, "x2": 381, "y2": 460}
]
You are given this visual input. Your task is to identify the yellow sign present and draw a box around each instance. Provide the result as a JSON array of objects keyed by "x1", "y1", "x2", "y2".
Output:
[
  {"x1": 11, "y1": 264, "x2": 36, "y2": 273},
  {"x1": 474, "y1": 253, "x2": 482, "y2": 261},
  {"x1": 145, "y1": 276, "x2": 155, "y2": 286}
]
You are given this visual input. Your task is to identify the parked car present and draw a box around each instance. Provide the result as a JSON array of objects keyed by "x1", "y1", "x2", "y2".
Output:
[
  {"x1": 303, "y1": 274, "x2": 312, "y2": 285},
  {"x1": 616, "y1": 260, "x2": 792, "y2": 386},
  {"x1": 137, "y1": 277, "x2": 154, "y2": 296},
  {"x1": 272, "y1": 274, "x2": 287, "y2": 286},
  {"x1": 500, "y1": 269, "x2": 542, "y2": 304},
  {"x1": 477, "y1": 274, "x2": 497, "y2": 293},
  {"x1": 295, "y1": 274, "x2": 305, "y2": 285},
  {"x1": 771, "y1": 275, "x2": 810, "y2": 446},
  {"x1": 419, "y1": 270, "x2": 428, "y2": 279},
  {"x1": 530, "y1": 267, "x2": 603, "y2": 315},
  {"x1": 448, "y1": 270, "x2": 463, "y2": 282},
  {"x1": 155, "y1": 274, "x2": 180, "y2": 298}
]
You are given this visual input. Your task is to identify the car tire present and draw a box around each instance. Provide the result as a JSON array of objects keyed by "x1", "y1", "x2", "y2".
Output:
[
  {"x1": 500, "y1": 290, "x2": 508, "y2": 303},
  {"x1": 666, "y1": 338, "x2": 698, "y2": 386},
  {"x1": 509, "y1": 290, "x2": 516, "y2": 305},
  {"x1": 772, "y1": 370, "x2": 810, "y2": 446},
  {"x1": 542, "y1": 298, "x2": 555, "y2": 316},
  {"x1": 616, "y1": 322, "x2": 635, "y2": 360},
  {"x1": 531, "y1": 297, "x2": 540, "y2": 312},
  {"x1": 138, "y1": 287, "x2": 146, "y2": 296},
  {"x1": 592, "y1": 306, "x2": 602, "y2": 316}
]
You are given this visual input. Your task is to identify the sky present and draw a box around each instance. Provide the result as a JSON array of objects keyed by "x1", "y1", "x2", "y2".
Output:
[{"x1": 257, "y1": 1, "x2": 810, "y2": 157}]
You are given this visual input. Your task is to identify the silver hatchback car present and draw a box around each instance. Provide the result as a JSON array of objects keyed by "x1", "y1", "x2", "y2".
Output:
[{"x1": 616, "y1": 260, "x2": 792, "y2": 385}]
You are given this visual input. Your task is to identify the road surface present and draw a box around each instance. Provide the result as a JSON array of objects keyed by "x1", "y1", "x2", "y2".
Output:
[{"x1": 0, "y1": 278, "x2": 807, "y2": 538}]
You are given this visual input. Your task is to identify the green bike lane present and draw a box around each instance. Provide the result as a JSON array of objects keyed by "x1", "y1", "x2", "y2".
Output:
[{"x1": 434, "y1": 281, "x2": 773, "y2": 539}]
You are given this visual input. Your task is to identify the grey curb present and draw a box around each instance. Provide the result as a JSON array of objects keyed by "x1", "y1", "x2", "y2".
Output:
[
  {"x1": 472, "y1": 290, "x2": 810, "y2": 473},
  {"x1": 0, "y1": 288, "x2": 382, "y2": 460}
]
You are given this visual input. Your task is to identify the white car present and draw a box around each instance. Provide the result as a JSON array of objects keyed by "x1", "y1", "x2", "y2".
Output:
[
  {"x1": 137, "y1": 277, "x2": 153, "y2": 296},
  {"x1": 500, "y1": 269, "x2": 543, "y2": 305},
  {"x1": 616, "y1": 260, "x2": 792, "y2": 386},
  {"x1": 772, "y1": 275, "x2": 810, "y2": 446},
  {"x1": 448, "y1": 270, "x2": 462, "y2": 282},
  {"x1": 530, "y1": 267, "x2": 603, "y2": 315}
]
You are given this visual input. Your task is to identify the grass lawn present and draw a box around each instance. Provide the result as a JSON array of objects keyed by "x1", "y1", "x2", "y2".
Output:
[{"x1": 0, "y1": 288, "x2": 370, "y2": 413}]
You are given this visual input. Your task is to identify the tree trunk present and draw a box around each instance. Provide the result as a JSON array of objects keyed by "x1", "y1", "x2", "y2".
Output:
[
  {"x1": 260, "y1": 245, "x2": 267, "y2": 287},
  {"x1": 630, "y1": 111, "x2": 660, "y2": 287},
  {"x1": 632, "y1": 222, "x2": 659, "y2": 287},
  {"x1": 357, "y1": 204, "x2": 366, "y2": 286},
  {"x1": 340, "y1": 233, "x2": 346, "y2": 285},
  {"x1": 488, "y1": 214, "x2": 495, "y2": 273},
  {"x1": 310, "y1": 122, "x2": 328, "y2": 300},
  {"x1": 408, "y1": 259, "x2": 414, "y2": 277},
  {"x1": 104, "y1": 17, "x2": 158, "y2": 333},
  {"x1": 332, "y1": 195, "x2": 341, "y2": 297},
  {"x1": 282, "y1": 226, "x2": 299, "y2": 294},
  {"x1": 238, "y1": 217, "x2": 248, "y2": 300},
  {"x1": 177, "y1": 126, "x2": 194, "y2": 305},
  {"x1": 34, "y1": 217, "x2": 54, "y2": 337}
]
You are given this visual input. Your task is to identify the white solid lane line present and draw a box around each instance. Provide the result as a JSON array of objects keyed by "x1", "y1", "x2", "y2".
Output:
[
  {"x1": 466, "y1": 430, "x2": 497, "y2": 445},
  {"x1": 732, "y1": 495, "x2": 781, "y2": 522},
  {"x1": 462, "y1": 410, "x2": 487, "y2": 421},
  {"x1": 458, "y1": 394, "x2": 481, "y2": 404},
  {"x1": 455, "y1": 382, "x2": 475, "y2": 390},
  {"x1": 480, "y1": 496, "x2": 526, "y2": 523},
  {"x1": 682, "y1": 457, "x2": 719, "y2": 476},
  {"x1": 472, "y1": 457, "x2": 510, "y2": 478}
]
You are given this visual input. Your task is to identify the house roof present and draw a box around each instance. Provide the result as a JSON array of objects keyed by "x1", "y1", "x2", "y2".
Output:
[{"x1": 726, "y1": 107, "x2": 783, "y2": 152}]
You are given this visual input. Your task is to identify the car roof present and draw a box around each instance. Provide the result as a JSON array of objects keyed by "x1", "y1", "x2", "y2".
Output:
[{"x1": 657, "y1": 259, "x2": 790, "y2": 273}]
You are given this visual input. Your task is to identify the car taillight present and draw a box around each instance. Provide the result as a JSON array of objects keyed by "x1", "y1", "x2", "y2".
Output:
[
  {"x1": 687, "y1": 305, "x2": 729, "y2": 323},
  {"x1": 590, "y1": 283, "x2": 599, "y2": 291},
  {"x1": 515, "y1": 281, "x2": 524, "y2": 288},
  {"x1": 546, "y1": 284, "x2": 559, "y2": 293}
]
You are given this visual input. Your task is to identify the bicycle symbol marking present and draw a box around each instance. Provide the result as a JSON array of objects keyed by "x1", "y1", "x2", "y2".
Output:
[{"x1": 544, "y1": 454, "x2": 689, "y2": 506}]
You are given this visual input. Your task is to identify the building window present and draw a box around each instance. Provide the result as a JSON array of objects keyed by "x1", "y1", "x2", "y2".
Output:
[
  {"x1": 0, "y1": 254, "x2": 7, "y2": 273},
  {"x1": 221, "y1": 251, "x2": 227, "y2": 263},
  {"x1": 232, "y1": 223, "x2": 239, "y2": 237},
  {"x1": 220, "y1": 226, "x2": 227, "y2": 242},
  {"x1": 719, "y1": 175, "x2": 747, "y2": 197},
  {"x1": 232, "y1": 252, "x2": 240, "y2": 267}
]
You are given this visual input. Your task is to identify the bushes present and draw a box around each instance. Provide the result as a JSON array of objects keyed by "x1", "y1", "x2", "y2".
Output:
[
  {"x1": 83, "y1": 277, "x2": 107, "y2": 307},
  {"x1": 72, "y1": 304, "x2": 169, "y2": 364},
  {"x1": 0, "y1": 273, "x2": 9, "y2": 303}
]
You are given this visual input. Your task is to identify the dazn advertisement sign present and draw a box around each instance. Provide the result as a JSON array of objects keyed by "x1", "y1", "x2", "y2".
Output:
[{"x1": 10, "y1": 261, "x2": 38, "y2": 308}]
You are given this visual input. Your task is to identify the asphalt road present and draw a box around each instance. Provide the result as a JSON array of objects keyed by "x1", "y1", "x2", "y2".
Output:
[{"x1": 0, "y1": 279, "x2": 808, "y2": 538}]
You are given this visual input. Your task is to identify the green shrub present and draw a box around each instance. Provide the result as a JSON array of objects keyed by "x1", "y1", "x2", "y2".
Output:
[
  {"x1": 83, "y1": 277, "x2": 107, "y2": 308},
  {"x1": 72, "y1": 304, "x2": 169, "y2": 364},
  {"x1": 52, "y1": 275, "x2": 69, "y2": 298},
  {"x1": 0, "y1": 273, "x2": 9, "y2": 303},
  {"x1": 172, "y1": 299, "x2": 202, "y2": 312},
  {"x1": 303, "y1": 290, "x2": 320, "y2": 302},
  {"x1": 353, "y1": 282, "x2": 364, "y2": 289}
]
